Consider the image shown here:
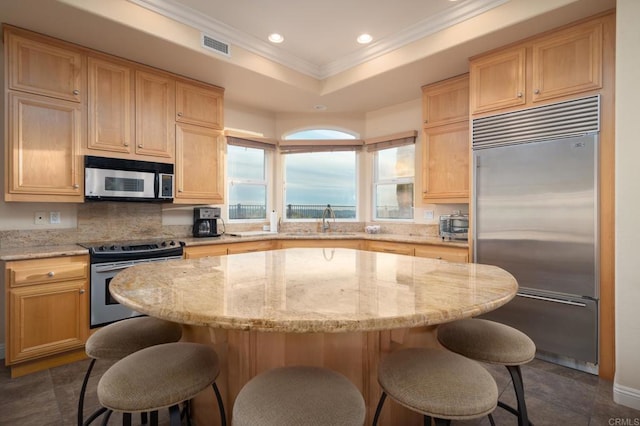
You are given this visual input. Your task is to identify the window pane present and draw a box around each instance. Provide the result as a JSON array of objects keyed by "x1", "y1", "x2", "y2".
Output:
[
  {"x1": 286, "y1": 129, "x2": 356, "y2": 140},
  {"x1": 284, "y1": 151, "x2": 356, "y2": 219},
  {"x1": 228, "y1": 145, "x2": 264, "y2": 180},
  {"x1": 377, "y1": 145, "x2": 415, "y2": 180},
  {"x1": 229, "y1": 184, "x2": 267, "y2": 219},
  {"x1": 376, "y1": 183, "x2": 413, "y2": 219}
]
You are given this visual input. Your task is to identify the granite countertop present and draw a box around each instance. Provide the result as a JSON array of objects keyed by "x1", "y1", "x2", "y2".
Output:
[
  {"x1": 0, "y1": 232, "x2": 467, "y2": 261},
  {"x1": 0, "y1": 244, "x2": 89, "y2": 261},
  {"x1": 109, "y1": 248, "x2": 516, "y2": 333},
  {"x1": 182, "y1": 231, "x2": 469, "y2": 248}
]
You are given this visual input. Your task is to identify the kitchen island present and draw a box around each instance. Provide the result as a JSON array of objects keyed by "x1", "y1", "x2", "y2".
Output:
[{"x1": 110, "y1": 248, "x2": 517, "y2": 425}]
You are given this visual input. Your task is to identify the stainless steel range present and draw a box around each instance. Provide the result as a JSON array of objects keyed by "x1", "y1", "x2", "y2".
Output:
[{"x1": 82, "y1": 239, "x2": 184, "y2": 328}]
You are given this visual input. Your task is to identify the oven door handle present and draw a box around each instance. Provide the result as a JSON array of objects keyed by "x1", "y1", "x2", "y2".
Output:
[{"x1": 93, "y1": 263, "x2": 136, "y2": 273}]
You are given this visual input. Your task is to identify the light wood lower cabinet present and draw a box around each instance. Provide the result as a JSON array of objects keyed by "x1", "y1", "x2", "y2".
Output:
[
  {"x1": 278, "y1": 239, "x2": 363, "y2": 249},
  {"x1": 226, "y1": 241, "x2": 275, "y2": 254},
  {"x1": 414, "y1": 245, "x2": 469, "y2": 263},
  {"x1": 4, "y1": 256, "x2": 89, "y2": 370},
  {"x1": 184, "y1": 241, "x2": 276, "y2": 258},
  {"x1": 184, "y1": 245, "x2": 229, "y2": 259},
  {"x1": 366, "y1": 241, "x2": 415, "y2": 256}
]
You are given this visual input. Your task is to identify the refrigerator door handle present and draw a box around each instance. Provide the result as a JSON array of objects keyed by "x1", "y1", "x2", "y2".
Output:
[{"x1": 517, "y1": 292, "x2": 587, "y2": 307}]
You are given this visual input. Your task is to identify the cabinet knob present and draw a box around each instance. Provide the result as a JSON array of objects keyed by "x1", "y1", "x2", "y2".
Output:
[
  {"x1": 138, "y1": 144, "x2": 143, "y2": 148},
  {"x1": 436, "y1": 256, "x2": 443, "y2": 260},
  {"x1": 79, "y1": 289, "x2": 85, "y2": 294},
  {"x1": 73, "y1": 89, "x2": 80, "y2": 95},
  {"x1": 424, "y1": 119, "x2": 428, "y2": 124},
  {"x1": 517, "y1": 92, "x2": 523, "y2": 98},
  {"x1": 177, "y1": 112, "x2": 183, "y2": 117},
  {"x1": 124, "y1": 143, "x2": 129, "y2": 147},
  {"x1": 47, "y1": 271, "x2": 55, "y2": 277},
  {"x1": 534, "y1": 89, "x2": 541, "y2": 95},
  {"x1": 73, "y1": 184, "x2": 79, "y2": 189}
]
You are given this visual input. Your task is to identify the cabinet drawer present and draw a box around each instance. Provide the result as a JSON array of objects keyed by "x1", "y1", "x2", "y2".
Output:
[
  {"x1": 7, "y1": 256, "x2": 88, "y2": 287},
  {"x1": 367, "y1": 241, "x2": 414, "y2": 256},
  {"x1": 227, "y1": 240, "x2": 275, "y2": 254},
  {"x1": 414, "y1": 246, "x2": 468, "y2": 263},
  {"x1": 184, "y1": 245, "x2": 228, "y2": 259}
]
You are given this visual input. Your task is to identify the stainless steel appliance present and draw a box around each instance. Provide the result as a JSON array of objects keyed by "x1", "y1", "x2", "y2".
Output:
[
  {"x1": 193, "y1": 207, "x2": 221, "y2": 237},
  {"x1": 85, "y1": 156, "x2": 174, "y2": 202},
  {"x1": 473, "y1": 95, "x2": 600, "y2": 374},
  {"x1": 439, "y1": 212, "x2": 468, "y2": 240},
  {"x1": 83, "y1": 240, "x2": 184, "y2": 328}
]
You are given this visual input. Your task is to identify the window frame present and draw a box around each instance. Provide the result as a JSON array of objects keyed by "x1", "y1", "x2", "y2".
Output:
[
  {"x1": 227, "y1": 144, "x2": 272, "y2": 222},
  {"x1": 372, "y1": 144, "x2": 416, "y2": 222}
]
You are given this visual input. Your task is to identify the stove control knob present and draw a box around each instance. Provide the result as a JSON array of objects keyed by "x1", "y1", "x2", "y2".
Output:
[
  {"x1": 169, "y1": 241, "x2": 176, "y2": 246},
  {"x1": 161, "y1": 241, "x2": 167, "y2": 247},
  {"x1": 110, "y1": 245, "x2": 117, "y2": 251}
]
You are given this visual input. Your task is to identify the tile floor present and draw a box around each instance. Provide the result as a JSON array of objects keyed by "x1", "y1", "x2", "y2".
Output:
[{"x1": 0, "y1": 356, "x2": 638, "y2": 425}]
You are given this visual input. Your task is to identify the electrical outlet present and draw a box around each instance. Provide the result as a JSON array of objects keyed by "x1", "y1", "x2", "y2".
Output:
[
  {"x1": 50, "y1": 211, "x2": 61, "y2": 224},
  {"x1": 34, "y1": 211, "x2": 47, "y2": 225},
  {"x1": 423, "y1": 210, "x2": 434, "y2": 220}
]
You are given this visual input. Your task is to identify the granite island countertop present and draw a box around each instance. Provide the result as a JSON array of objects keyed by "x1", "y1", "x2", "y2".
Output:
[{"x1": 109, "y1": 247, "x2": 516, "y2": 333}]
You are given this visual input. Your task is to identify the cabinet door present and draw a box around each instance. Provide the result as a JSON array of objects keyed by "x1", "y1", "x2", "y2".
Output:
[
  {"x1": 87, "y1": 56, "x2": 133, "y2": 154},
  {"x1": 6, "y1": 92, "x2": 83, "y2": 202},
  {"x1": 7, "y1": 280, "x2": 88, "y2": 363},
  {"x1": 6, "y1": 29, "x2": 84, "y2": 102},
  {"x1": 175, "y1": 123, "x2": 225, "y2": 204},
  {"x1": 531, "y1": 22, "x2": 603, "y2": 103},
  {"x1": 470, "y1": 47, "x2": 526, "y2": 115},
  {"x1": 176, "y1": 81, "x2": 224, "y2": 129},
  {"x1": 135, "y1": 70, "x2": 175, "y2": 160},
  {"x1": 414, "y1": 246, "x2": 468, "y2": 263},
  {"x1": 422, "y1": 74, "x2": 469, "y2": 128},
  {"x1": 422, "y1": 122, "x2": 469, "y2": 203}
]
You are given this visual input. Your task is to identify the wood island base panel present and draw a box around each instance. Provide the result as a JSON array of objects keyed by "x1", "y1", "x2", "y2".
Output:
[{"x1": 109, "y1": 248, "x2": 517, "y2": 425}]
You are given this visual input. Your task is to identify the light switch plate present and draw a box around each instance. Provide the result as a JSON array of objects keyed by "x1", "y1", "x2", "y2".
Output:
[{"x1": 423, "y1": 210, "x2": 434, "y2": 220}]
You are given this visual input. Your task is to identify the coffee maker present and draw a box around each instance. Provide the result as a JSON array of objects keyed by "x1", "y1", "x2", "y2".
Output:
[{"x1": 192, "y1": 207, "x2": 221, "y2": 237}]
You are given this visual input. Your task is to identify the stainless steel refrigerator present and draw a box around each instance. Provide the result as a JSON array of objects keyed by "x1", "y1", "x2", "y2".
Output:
[{"x1": 472, "y1": 95, "x2": 600, "y2": 373}]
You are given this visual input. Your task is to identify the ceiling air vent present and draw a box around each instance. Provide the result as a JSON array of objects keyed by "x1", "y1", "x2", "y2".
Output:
[{"x1": 201, "y1": 34, "x2": 231, "y2": 57}]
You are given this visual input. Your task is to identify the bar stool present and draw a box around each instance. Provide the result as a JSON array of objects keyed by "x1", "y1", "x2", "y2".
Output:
[
  {"x1": 437, "y1": 318, "x2": 536, "y2": 426},
  {"x1": 78, "y1": 317, "x2": 183, "y2": 425},
  {"x1": 232, "y1": 366, "x2": 365, "y2": 426},
  {"x1": 96, "y1": 342, "x2": 226, "y2": 426},
  {"x1": 373, "y1": 347, "x2": 498, "y2": 426}
]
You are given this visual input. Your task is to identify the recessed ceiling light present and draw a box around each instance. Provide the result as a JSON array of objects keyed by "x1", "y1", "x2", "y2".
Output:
[
  {"x1": 313, "y1": 104, "x2": 327, "y2": 111},
  {"x1": 356, "y1": 34, "x2": 373, "y2": 44},
  {"x1": 268, "y1": 33, "x2": 284, "y2": 43}
]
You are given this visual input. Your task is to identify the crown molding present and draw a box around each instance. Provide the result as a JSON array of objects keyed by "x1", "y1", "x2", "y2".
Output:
[{"x1": 128, "y1": 0, "x2": 508, "y2": 80}]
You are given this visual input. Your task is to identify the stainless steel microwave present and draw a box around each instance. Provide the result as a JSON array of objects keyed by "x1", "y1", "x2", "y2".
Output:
[{"x1": 84, "y1": 156, "x2": 174, "y2": 202}]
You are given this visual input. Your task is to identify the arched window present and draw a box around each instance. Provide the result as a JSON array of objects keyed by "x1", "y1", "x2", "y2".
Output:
[{"x1": 281, "y1": 128, "x2": 360, "y2": 221}]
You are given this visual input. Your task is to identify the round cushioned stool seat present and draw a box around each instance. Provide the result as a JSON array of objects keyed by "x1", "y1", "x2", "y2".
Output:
[
  {"x1": 378, "y1": 348, "x2": 498, "y2": 420},
  {"x1": 85, "y1": 316, "x2": 182, "y2": 360},
  {"x1": 98, "y1": 342, "x2": 220, "y2": 413},
  {"x1": 437, "y1": 318, "x2": 536, "y2": 365},
  {"x1": 233, "y1": 366, "x2": 366, "y2": 426}
]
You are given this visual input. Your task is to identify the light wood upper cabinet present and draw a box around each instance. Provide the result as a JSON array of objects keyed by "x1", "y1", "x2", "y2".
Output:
[
  {"x1": 135, "y1": 70, "x2": 175, "y2": 161},
  {"x1": 174, "y1": 123, "x2": 225, "y2": 204},
  {"x1": 531, "y1": 21, "x2": 603, "y2": 103},
  {"x1": 176, "y1": 80, "x2": 224, "y2": 129},
  {"x1": 470, "y1": 17, "x2": 604, "y2": 116},
  {"x1": 87, "y1": 56, "x2": 133, "y2": 154},
  {"x1": 422, "y1": 74, "x2": 469, "y2": 127},
  {"x1": 5, "y1": 255, "x2": 89, "y2": 365},
  {"x1": 6, "y1": 92, "x2": 84, "y2": 202},
  {"x1": 5, "y1": 28, "x2": 84, "y2": 103},
  {"x1": 421, "y1": 74, "x2": 469, "y2": 204},
  {"x1": 470, "y1": 47, "x2": 526, "y2": 115}
]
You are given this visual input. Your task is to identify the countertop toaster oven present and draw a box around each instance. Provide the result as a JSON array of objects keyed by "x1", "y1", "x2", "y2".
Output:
[{"x1": 439, "y1": 213, "x2": 469, "y2": 241}]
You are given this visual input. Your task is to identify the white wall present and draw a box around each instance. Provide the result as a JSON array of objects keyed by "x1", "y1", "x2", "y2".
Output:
[{"x1": 614, "y1": 0, "x2": 640, "y2": 410}]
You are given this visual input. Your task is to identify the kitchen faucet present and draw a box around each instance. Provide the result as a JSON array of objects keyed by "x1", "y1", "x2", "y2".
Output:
[{"x1": 321, "y1": 204, "x2": 335, "y2": 233}]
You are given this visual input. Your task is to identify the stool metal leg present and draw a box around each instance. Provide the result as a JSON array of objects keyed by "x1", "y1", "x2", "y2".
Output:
[
  {"x1": 372, "y1": 391, "x2": 387, "y2": 426},
  {"x1": 78, "y1": 358, "x2": 96, "y2": 426},
  {"x1": 212, "y1": 382, "x2": 227, "y2": 426},
  {"x1": 122, "y1": 412, "x2": 132, "y2": 426},
  {"x1": 150, "y1": 411, "x2": 159, "y2": 425},
  {"x1": 502, "y1": 365, "x2": 531, "y2": 426},
  {"x1": 99, "y1": 410, "x2": 112, "y2": 426}
]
